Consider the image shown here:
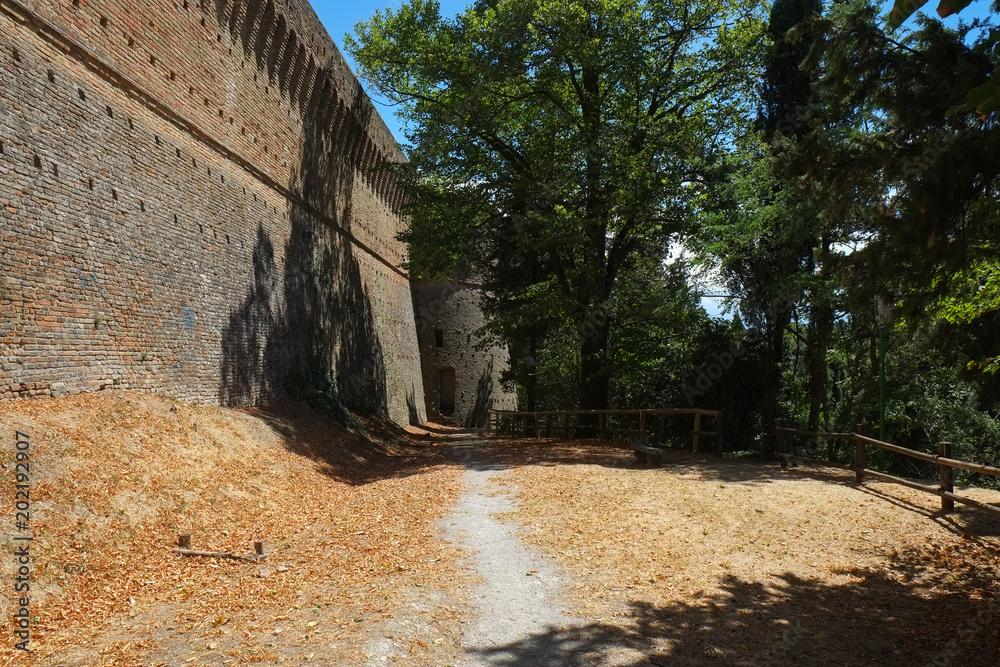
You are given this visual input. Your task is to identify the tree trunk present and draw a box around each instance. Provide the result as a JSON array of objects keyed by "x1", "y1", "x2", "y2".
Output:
[
  {"x1": 576, "y1": 313, "x2": 610, "y2": 436},
  {"x1": 762, "y1": 306, "x2": 791, "y2": 455},
  {"x1": 807, "y1": 300, "x2": 833, "y2": 433},
  {"x1": 807, "y1": 236, "x2": 833, "y2": 433},
  {"x1": 524, "y1": 333, "x2": 538, "y2": 413},
  {"x1": 579, "y1": 322, "x2": 610, "y2": 411}
]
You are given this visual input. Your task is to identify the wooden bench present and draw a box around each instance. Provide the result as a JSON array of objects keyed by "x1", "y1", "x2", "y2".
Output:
[{"x1": 631, "y1": 444, "x2": 664, "y2": 468}]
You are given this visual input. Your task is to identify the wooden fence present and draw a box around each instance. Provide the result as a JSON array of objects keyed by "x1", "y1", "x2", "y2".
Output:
[
  {"x1": 487, "y1": 408, "x2": 722, "y2": 453},
  {"x1": 774, "y1": 419, "x2": 1000, "y2": 516}
]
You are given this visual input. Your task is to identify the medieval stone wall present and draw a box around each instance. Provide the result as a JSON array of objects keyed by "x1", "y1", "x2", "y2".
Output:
[
  {"x1": 0, "y1": 0, "x2": 426, "y2": 424},
  {"x1": 411, "y1": 280, "x2": 517, "y2": 427}
]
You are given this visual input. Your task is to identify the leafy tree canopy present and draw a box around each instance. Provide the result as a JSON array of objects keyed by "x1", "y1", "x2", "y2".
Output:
[{"x1": 348, "y1": 0, "x2": 768, "y2": 409}]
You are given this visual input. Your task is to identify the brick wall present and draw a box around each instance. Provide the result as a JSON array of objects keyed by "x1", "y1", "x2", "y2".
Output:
[
  {"x1": 411, "y1": 280, "x2": 517, "y2": 427},
  {"x1": 0, "y1": 0, "x2": 426, "y2": 424}
]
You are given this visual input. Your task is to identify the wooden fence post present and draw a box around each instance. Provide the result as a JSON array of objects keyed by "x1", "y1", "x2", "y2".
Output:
[
  {"x1": 939, "y1": 441, "x2": 955, "y2": 512},
  {"x1": 598, "y1": 412, "x2": 606, "y2": 440},
  {"x1": 854, "y1": 423, "x2": 866, "y2": 484},
  {"x1": 563, "y1": 412, "x2": 570, "y2": 439},
  {"x1": 692, "y1": 413, "x2": 702, "y2": 453},
  {"x1": 534, "y1": 412, "x2": 540, "y2": 438},
  {"x1": 639, "y1": 411, "x2": 646, "y2": 446},
  {"x1": 715, "y1": 412, "x2": 723, "y2": 453},
  {"x1": 775, "y1": 419, "x2": 786, "y2": 468}
]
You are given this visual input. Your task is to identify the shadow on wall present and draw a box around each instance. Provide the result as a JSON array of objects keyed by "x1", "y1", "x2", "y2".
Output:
[
  {"x1": 219, "y1": 82, "x2": 388, "y2": 415},
  {"x1": 406, "y1": 381, "x2": 421, "y2": 426},
  {"x1": 465, "y1": 356, "x2": 495, "y2": 429}
]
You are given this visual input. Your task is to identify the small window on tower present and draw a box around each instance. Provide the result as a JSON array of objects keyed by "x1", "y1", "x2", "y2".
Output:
[{"x1": 434, "y1": 329, "x2": 444, "y2": 348}]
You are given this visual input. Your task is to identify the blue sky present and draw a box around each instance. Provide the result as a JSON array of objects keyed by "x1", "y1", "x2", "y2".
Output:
[
  {"x1": 313, "y1": 0, "x2": 996, "y2": 149},
  {"x1": 312, "y1": 0, "x2": 469, "y2": 144}
]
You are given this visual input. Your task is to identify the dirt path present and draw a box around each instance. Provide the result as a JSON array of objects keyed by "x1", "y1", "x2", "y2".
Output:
[{"x1": 366, "y1": 441, "x2": 591, "y2": 666}]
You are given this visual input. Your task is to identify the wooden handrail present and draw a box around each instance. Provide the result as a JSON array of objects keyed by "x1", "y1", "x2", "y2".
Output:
[
  {"x1": 488, "y1": 408, "x2": 723, "y2": 452},
  {"x1": 775, "y1": 421, "x2": 1000, "y2": 515},
  {"x1": 853, "y1": 434, "x2": 1000, "y2": 478},
  {"x1": 490, "y1": 408, "x2": 721, "y2": 417}
]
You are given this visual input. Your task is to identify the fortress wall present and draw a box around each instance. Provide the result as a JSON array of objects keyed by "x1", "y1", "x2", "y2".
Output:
[
  {"x1": 0, "y1": 0, "x2": 426, "y2": 424},
  {"x1": 411, "y1": 280, "x2": 517, "y2": 427}
]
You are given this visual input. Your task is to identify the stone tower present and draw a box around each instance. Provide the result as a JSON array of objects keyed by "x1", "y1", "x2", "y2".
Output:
[{"x1": 411, "y1": 279, "x2": 517, "y2": 427}]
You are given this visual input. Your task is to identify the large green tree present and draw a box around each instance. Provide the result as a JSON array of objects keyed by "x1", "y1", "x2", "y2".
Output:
[
  {"x1": 698, "y1": 0, "x2": 830, "y2": 439},
  {"x1": 348, "y1": 0, "x2": 766, "y2": 410}
]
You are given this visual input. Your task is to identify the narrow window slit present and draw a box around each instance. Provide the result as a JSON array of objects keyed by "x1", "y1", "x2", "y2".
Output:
[
  {"x1": 33, "y1": 155, "x2": 41, "y2": 170},
  {"x1": 47, "y1": 70, "x2": 54, "y2": 83}
]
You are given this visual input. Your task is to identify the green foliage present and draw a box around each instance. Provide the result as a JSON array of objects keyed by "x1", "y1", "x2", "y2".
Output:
[
  {"x1": 285, "y1": 368, "x2": 362, "y2": 430},
  {"x1": 349, "y1": 0, "x2": 769, "y2": 409}
]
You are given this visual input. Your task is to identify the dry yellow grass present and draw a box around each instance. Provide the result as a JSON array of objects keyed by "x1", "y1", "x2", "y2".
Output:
[
  {"x1": 0, "y1": 391, "x2": 464, "y2": 666},
  {"x1": 491, "y1": 440, "x2": 1000, "y2": 666},
  {"x1": 5, "y1": 401, "x2": 1000, "y2": 666}
]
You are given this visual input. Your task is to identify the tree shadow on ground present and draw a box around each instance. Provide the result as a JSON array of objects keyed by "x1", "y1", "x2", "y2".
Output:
[
  {"x1": 469, "y1": 542, "x2": 1000, "y2": 666},
  {"x1": 247, "y1": 400, "x2": 455, "y2": 486},
  {"x1": 660, "y1": 455, "x2": 1000, "y2": 537}
]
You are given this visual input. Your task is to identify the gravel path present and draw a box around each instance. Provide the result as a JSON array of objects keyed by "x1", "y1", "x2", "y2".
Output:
[
  {"x1": 365, "y1": 441, "x2": 584, "y2": 666},
  {"x1": 446, "y1": 452, "x2": 577, "y2": 664}
]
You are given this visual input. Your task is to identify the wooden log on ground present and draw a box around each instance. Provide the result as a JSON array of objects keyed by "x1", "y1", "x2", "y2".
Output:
[
  {"x1": 173, "y1": 547, "x2": 263, "y2": 561},
  {"x1": 631, "y1": 444, "x2": 663, "y2": 468}
]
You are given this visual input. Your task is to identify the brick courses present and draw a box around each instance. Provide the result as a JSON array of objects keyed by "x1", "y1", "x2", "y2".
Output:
[{"x1": 0, "y1": 0, "x2": 427, "y2": 423}]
